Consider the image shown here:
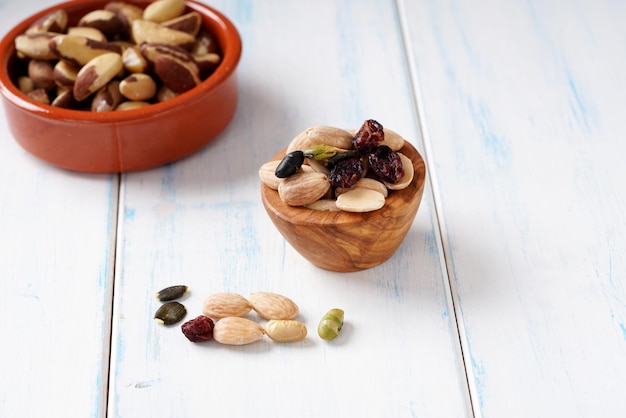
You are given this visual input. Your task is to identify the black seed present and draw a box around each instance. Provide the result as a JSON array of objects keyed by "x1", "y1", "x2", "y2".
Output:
[
  {"x1": 156, "y1": 285, "x2": 189, "y2": 301},
  {"x1": 275, "y1": 150, "x2": 305, "y2": 178}
]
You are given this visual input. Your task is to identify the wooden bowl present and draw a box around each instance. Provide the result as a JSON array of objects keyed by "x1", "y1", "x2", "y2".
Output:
[
  {"x1": 261, "y1": 141, "x2": 426, "y2": 272},
  {"x1": 0, "y1": 0, "x2": 241, "y2": 173}
]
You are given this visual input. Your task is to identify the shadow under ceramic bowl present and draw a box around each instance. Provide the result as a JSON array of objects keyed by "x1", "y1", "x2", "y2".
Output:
[
  {"x1": 261, "y1": 141, "x2": 427, "y2": 272},
  {"x1": 0, "y1": 0, "x2": 241, "y2": 173}
]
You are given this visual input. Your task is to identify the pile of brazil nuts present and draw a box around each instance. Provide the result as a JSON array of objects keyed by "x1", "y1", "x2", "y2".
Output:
[
  {"x1": 258, "y1": 119, "x2": 415, "y2": 213},
  {"x1": 12, "y1": 0, "x2": 221, "y2": 111},
  {"x1": 176, "y1": 291, "x2": 345, "y2": 345}
]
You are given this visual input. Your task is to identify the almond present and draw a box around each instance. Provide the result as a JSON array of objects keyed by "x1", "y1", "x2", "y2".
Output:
[
  {"x1": 287, "y1": 126, "x2": 354, "y2": 155},
  {"x1": 249, "y1": 292, "x2": 299, "y2": 320},
  {"x1": 278, "y1": 171, "x2": 330, "y2": 206},
  {"x1": 213, "y1": 317, "x2": 265, "y2": 345},
  {"x1": 202, "y1": 292, "x2": 253, "y2": 319}
]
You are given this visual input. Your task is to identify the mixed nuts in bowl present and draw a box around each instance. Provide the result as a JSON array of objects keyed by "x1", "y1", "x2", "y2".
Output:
[
  {"x1": 260, "y1": 120, "x2": 427, "y2": 272},
  {"x1": 0, "y1": 0, "x2": 242, "y2": 172}
]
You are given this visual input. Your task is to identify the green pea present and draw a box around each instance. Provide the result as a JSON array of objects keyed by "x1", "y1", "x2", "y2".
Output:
[{"x1": 318, "y1": 308, "x2": 344, "y2": 340}]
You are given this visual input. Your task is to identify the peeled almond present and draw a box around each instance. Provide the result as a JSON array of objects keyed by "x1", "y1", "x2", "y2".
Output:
[{"x1": 336, "y1": 188, "x2": 385, "y2": 213}]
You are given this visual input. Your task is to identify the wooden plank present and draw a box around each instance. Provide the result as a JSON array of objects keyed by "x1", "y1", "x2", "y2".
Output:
[
  {"x1": 402, "y1": 0, "x2": 626, "y2": 416},
  {"x1": 109, "y1": 1, "x2": 471, "y2": 417},
  {"x1": 0, "y1": 3, "x2": 118, "y2": 418}
]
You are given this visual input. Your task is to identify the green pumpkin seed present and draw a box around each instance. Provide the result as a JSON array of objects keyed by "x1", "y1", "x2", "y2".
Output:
[
  {"x1": 154, "y1": 301, "x2": 187, "y2": 325},
  {"x1": 155, "y1": 285, "x2": 188, "y2": 301},
  {"x1": 318, "y1": 308, "x2": 344, "y2": 340}
]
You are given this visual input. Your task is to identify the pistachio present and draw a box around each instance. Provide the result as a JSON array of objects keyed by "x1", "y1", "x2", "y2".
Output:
[
  {"x1": 335, "y1": 188, "x2": 385, "y2": 213},
  {"x1": 249, "y1": 292, "x2": 299, "y2": 320},
  {"x1": 318, "y1": 308, "x2": 344, "y2": 340},
  {"x1": 154, "y1": 301, "x2": 187, "y2": 325},
  {"x1": 265, "y1": 320, "x2": 307, "y2": 343},
  {"x1": 155, "y1": 285, "x2": 188, "y2": 302},
  {"x1": 202, "y1": 292, "x2": 253, "y2": 319},
  {"x1": 213, "y1": 317, "x2": 265, "y2": 345},
  {"x1": 303, "y1": 144, "x2": 339, "y2": 161},
  {"x1": 278, "y1": 171, "x2": 330, "y2": 206},
  {"x1": 383, "y1": 152, "x2": 414, "y2": 190}
]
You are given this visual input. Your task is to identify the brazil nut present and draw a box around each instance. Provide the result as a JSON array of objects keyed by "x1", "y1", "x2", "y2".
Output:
[
  {"x1": 143, "y1": 0, "x2": 186, "y2": 23},
  {"x1": 73, "y1": 52, "x2": 123, "y2": 101},
  {"x1": 119, "y1": 73, "x2": 157, "y2": 101}
]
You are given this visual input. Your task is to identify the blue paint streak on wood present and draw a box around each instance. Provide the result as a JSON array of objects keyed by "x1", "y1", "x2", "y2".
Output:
[{"x1": 471, "y1": 356, "x2": 486, "y2": 408}]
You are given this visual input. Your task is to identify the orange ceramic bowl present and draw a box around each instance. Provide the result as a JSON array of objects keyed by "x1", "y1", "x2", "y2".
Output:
[{"x1": 0, "y1": 0, "x2": 241, "y2": 172}]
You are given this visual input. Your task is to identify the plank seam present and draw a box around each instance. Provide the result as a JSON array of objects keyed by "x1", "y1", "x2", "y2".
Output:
[{"x1": 394, "y1": 0, "x2": 480, "y2": 416}]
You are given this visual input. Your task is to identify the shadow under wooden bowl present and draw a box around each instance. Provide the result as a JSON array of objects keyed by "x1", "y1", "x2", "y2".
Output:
[{"x1": 261, "y1": 141, "x2": 426, "y2": 272}]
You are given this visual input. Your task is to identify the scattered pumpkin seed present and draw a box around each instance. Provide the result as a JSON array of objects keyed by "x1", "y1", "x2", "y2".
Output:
[
  {"x1": 156, "y1": 285, "x2": 188, "y2": 301},
  {"x1": 154, "y1": 301, "x2": 187, "y2": 325}
]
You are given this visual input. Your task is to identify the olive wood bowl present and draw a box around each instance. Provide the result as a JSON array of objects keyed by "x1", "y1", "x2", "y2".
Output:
[{"x1": 261, "y1": 141, "x2": 426, "y2": 272}]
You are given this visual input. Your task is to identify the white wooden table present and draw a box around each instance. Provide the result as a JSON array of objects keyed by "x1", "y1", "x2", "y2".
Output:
[{"x1": 2, "y1": 0, "x2": 626, "y2": 417}]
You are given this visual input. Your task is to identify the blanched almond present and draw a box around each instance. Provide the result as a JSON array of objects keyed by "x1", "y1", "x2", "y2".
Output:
[
  {"x1": 383, "y1": 152, "x2": 414, "y2": 190},
  {"x1": 335, "y1": 177, "x2": 388, "y2": 198},
  {"x1": 335, "y1": 188, "x2": 385, "y2": 213}
]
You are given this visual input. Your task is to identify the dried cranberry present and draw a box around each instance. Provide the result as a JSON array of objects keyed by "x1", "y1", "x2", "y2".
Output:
[
  {"x1": 328, "y1": 156, "x2": 364, "y2": 188},
  {"x1": 352, "y1": 119, "x2": 384, "y2": 154},
  {"x1": 368, "y1": 145, "x2": 404, "y2": 183},
  {"x1": 181, "y1": 315, "x2": 215, "y2": 342}
]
